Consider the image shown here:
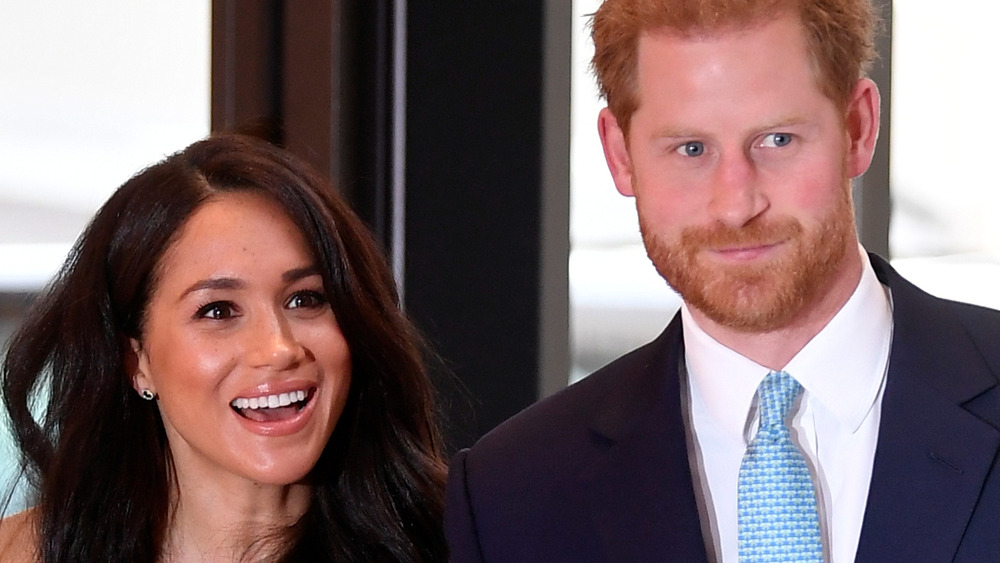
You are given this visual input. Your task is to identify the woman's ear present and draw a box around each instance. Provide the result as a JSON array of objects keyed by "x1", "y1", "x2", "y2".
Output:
[{"x1": 128, "y1": 338, "x2": 155, "y2": 396}]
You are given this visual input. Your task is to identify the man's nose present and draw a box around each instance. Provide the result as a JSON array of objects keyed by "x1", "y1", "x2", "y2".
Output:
[{"x1": 707, "y1": 152, "x2": 769, "y2": 228}]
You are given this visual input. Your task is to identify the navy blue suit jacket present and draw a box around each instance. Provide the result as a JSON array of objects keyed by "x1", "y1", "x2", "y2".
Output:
[{"x1": 445, "y1": 255, "x2": 1000, "y2": 562}]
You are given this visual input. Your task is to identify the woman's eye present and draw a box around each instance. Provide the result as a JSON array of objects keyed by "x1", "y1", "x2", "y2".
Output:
[
  {"x1": 196, "y1": 301, "x2": 237, "y2": 320},
  {"x1": 760, "y1": 132, "x2": 793, "y2": 148},
  {"x1": 676, "y1": 141, "x2": 705, "y2": 157},
  {"x1": 287, "y1": 290, "x2": 328, "y2": 310}
]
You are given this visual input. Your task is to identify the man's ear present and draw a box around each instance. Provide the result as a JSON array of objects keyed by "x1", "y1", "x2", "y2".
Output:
[
  {"x1": 598, "y1": 107, "x2": 636, "y2": 196},
  {"x1": 129, "y1": 338, "x2": 155, "y2": 396},
  {"x1": 845, "y1": 77, "x2": 881, "y2": 178}
]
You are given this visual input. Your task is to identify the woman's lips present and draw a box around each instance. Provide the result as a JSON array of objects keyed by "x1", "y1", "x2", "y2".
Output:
[{"x1": 229, "y1": 386, "x2": 318, "y2": 434}]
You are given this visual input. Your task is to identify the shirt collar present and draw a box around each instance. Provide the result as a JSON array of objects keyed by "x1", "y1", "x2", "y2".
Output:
[{"x1": 683, "y1": 246, "x2": 893, "y2": 436}]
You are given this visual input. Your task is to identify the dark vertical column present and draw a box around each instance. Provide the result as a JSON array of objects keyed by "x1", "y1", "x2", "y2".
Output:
[
  {"x1": 211, "y1": 0, "x2": 394, "y2": 243},
  {"x1": 337, "y1": 0, "x2": 396, "y2": 245},
  {"x1": 211, "y1": 0, "x2": 283, "y2": 143},
  {"x1": 404, "y1": 1, "x2": 569, "y2": 450},
  {"x1": 856, "y1": 0, "x2": 892, "y2": 258},
  {"x1": 284, "y1": 0, "x2": 397, "y2": 241},
  {"x1": 538, "y1": 1, "x2": 572, "y2": 400},
  {"x1": 282, "y1": 0, "x2": 341, "y2": 185},
  {"x1": 211, "y1": 0, "x2": 571, "y2": 450}
]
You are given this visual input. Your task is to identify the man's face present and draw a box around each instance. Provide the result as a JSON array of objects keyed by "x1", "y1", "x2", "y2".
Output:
[{"x1": 599, "y1": 14, "x2": 877, "y2": 333}]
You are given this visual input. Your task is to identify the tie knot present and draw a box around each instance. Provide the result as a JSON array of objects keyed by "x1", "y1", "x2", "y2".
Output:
[{"x1": 757, "y1": 370, "x2": 802, "y2": 431}]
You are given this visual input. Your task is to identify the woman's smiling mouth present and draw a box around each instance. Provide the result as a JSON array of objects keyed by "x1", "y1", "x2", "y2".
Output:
[{"x1": 230, "y1": 388, "x2": 314, "y2": 422}]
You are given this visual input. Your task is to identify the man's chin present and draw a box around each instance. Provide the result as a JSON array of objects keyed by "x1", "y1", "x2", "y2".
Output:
[
  {"x1": 655, "y1": 241, "x2": 813, "y2": 331},
  {"x1": 677, "y1": 274, "x2": 806, "y2": 333}
]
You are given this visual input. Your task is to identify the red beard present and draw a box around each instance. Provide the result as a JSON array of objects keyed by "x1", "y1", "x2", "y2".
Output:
[{"x1": 641, "y1": 186, "x2": 854, "y2": 332}]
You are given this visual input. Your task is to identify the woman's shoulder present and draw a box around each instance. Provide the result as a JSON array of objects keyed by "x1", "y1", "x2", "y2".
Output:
[{"x1": 0, "y1": 506, "x2": 40, "y2": 562}]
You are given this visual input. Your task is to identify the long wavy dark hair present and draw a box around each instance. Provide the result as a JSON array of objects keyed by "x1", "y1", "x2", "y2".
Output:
[{"x1": 1, "y1": 134, "x2": 448, "y2": 562}]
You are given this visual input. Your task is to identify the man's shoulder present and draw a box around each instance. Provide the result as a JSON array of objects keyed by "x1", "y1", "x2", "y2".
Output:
[
  {"x1": 874, "y1": 253, "x2": 1000, "y2": 330},
  {"x1": 937, "y1": 293, "x2": 1000, "y2": 329},
  {"x1": 877, "y1": 255, "x2": 1000, "y2": 405},
  {"x1": 925, "y1": 295, "x2": 1000, "y2": 371},
  {"x1": 878, "y1": 254, "x2": 1000, "y2": 348},
  {"x1": 444, "y1": 319, "x2": 693, "y2": 561},
  {"x1": 463, "y1": 318, "x2": 683, "y2": 472}
]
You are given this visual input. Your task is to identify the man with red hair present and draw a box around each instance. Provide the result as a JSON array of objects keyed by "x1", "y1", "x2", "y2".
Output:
[{"x1": 446, "y1": 1, "x2": 1000, "y2": 561}]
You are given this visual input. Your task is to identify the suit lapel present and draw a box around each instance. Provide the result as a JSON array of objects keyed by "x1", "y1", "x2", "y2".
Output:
[
  {"x1": 856, "y1": 256, "x2": 1000, "y2": 561},
  {"x1": 581, "y1": 318, "x2": 710, "y2": 561}
]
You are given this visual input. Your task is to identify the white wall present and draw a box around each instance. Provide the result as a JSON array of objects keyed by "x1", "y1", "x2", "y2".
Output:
[
  {"x1": 0, "y1": 0, "x2": 210, "y2": 515},
  {"x1": 0, "y1": 0, "x2": 211, "y2": 291}
]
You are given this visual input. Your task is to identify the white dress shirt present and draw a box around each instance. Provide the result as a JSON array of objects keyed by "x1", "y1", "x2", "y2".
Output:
[{"x1": 683, "y1": 248, "x2": 893, "y2": 562}]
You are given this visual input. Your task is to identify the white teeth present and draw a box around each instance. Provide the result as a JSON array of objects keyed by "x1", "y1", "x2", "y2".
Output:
[{"x1": 231, "y1": 389, "x2": 309, "y2": 410}]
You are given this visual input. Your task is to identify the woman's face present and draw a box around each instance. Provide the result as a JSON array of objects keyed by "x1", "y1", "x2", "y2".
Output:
[{"x1": 131, "y1": 191, "x2": 351, "y2": 487}]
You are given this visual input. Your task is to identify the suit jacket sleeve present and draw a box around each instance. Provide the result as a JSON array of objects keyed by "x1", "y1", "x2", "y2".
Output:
[{"x1": 445, "y1": 449, "x2": 485, "y2": 563}]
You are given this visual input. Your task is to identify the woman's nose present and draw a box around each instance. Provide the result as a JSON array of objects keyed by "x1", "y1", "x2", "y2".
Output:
[{"x1": 245, "y1": 311, "x2": 304, "y2": 371}]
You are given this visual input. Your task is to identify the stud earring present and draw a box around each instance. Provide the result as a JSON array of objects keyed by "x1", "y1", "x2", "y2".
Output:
[{"x1": 139, "y1": 389, "x2": 156, "y2": 401}]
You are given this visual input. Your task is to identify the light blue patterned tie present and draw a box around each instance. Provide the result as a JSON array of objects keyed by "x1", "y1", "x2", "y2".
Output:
[{"x1": 737, "y1": 371, "x2": 823, "y2": 562}]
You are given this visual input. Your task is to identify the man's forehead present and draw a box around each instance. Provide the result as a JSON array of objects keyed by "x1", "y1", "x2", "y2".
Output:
[
  {"x1": 630, "y1": 13, "x2": 837, "y2": 127},
  {"x1": 638, "y1": 8, "x2": 799, "y2": 44},
  {"x1": 635, "y1": 13, "x2": 824, "y2": 92}
]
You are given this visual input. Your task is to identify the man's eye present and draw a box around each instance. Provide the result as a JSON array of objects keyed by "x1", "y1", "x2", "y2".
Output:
[
  {"x1": 676, "y1": 141, "x2": 705, "y2": 157},
  {"x1": 760, "y1": 133, "x2": 793, "y2": 148},
  {"x1": 196, "y1": 302, "x2": 236, "y2": 320},
  {"x1": 287, "y1": 290, "x2": 328, "y2": 310}
]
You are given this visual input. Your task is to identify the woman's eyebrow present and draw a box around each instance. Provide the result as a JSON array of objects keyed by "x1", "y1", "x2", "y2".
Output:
[
  {"x1": 180, "y1": 277, "x2": 245, "y2": 299},
  {"x1": 283, "y1": 265, "x2": 321, "y2": 283}
]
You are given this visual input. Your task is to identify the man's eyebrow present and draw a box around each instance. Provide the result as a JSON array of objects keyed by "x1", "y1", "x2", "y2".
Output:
[
  {"x1": 650, "y1": 126, "x2": 703, "y2": 140},
  {"x1": 650, "y1": 116, "x2": 809, "y2": 141},
  {"x1": 762, "y1": 115, "x2": 809, "y2": 129}
]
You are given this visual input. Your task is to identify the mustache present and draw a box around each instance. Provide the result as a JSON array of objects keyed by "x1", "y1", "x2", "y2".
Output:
[{"x1": 679, "y1": 217, "x2": 802, "y2": 249}]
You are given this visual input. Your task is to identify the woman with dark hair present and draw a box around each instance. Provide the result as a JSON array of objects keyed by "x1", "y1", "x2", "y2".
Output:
[{"x1": 0, "y1": 134, "x2": 448, "y2": 562}]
